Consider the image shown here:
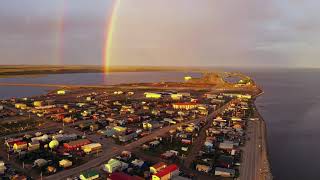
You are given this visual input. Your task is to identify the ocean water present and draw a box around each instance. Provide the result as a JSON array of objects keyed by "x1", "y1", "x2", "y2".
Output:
[
  {"x1": 0, "y1": 69, "x2": 319, "y2": 179},
  {"x1": 247, "y1": 69, "x2": 320, "y2": 180}
]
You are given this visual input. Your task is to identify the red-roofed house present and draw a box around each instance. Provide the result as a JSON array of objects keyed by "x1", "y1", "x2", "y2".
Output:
[
  {"x1": 63, "y1": 139, "x2": 90, "y2": 151},
  {"x1": 150, "y1": 162, "x2": 167, "y2": 174},
  {"x1": 152, "y1": 164, "x2": 179, "y2": 180},
  {"x1": 5, "y1": 138, "x2": 23, "y2": 148},
  {"x1": 13, "y1": 141, "x2": 28, "y2": 152}
]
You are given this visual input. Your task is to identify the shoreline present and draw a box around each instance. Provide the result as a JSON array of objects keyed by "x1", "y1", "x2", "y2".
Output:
[{"x1": 254, "y1": 90, "x2": 273, "y2": 180}]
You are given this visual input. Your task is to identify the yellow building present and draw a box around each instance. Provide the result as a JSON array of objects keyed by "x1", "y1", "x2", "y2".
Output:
[
  {"x1": 184, "y1": 76, "x2": 192, "y2": 81},
  {"x1": 113, "y1": 126, "x2": 127, "y2": 132},
  {"x1": 144, "y1": 92, "x2": 162, "y2": 99},
  {"x1": 81, "y1": 143, "x2": 102, "y2": 154},
  {"x1": 185, "y1": 126, "x2": 195, "y2": 133},
  {"x1": 57, "y1": 90, "x2": 66, "y2": 95},
  {"x1": 15, "y1": 103, "x2": 27, "y2": 110},
  {"x1": 171, "y1": 94, "x2": 183, "y2": 100},
  {"x1": 33, "y1": 101, "x2": 43, "y2": 107},
  {"x1": 143, "y1": 122, "x2": 152, "y2": 129},
  {"x1": 59, "y1": 159, "x2": 72, "y2": 168}
]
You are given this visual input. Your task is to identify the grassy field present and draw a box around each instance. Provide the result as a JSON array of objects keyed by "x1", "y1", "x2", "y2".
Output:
[{"x1": 0, "y1": 65, "x2": 212, "y2": 77}]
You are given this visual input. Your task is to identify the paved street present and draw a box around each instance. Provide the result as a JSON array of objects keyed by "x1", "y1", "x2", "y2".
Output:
[
  {"x1": 240, "y1": 111, "x2": 272, "y2": 180},
  {"x1": 184, "y1": 99, "x2": 237, "y2": 169}
]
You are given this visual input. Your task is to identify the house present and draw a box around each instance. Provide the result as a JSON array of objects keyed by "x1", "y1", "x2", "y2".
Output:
[
  {"x1": 131, "y1": 159, "x2": 146, "y2": 168},
  {"x1": 185, "y1": 126, "x2": 195, "y2": 133},
  {"x1": 152, "y1": 164, "x2": 179, "y2": 180},
  {"x1": 13, "y1": 141, "x2": 28, "y2": 152},
  {"x1": 15, "y1": 103, "x2": 27, "y2": 109},
  {"x1": 0, "y1": 161, "x2": 6, "y2": 174},
  {"x1": 214, "y1": 117, "x2": 227, "y2": 122},
  {"x1": 52, "y1": 134, "x2": 77, "y2": 142},
  {"x1": 217, "y1": 155, "x2": 234, "y2": 168},
  {"x1": 90, "y1": 124, "x2": 99, "y2": 132},
  {"x1": 64, "y1": 139, "x2": 91, "y2": 151},
  {"x1": 150, "y1": 162, "x2": 167, "y2": 174},
  {"x1": 164, "y1": 118, "x2": 176, "y2": 125},
  {"x1": 81, "y1": 143, "x2": 102, "y2": 154},
  {"x1": 171, "y1": 94, "x2": 183, "y2": 100},
  {"x1": 113, "y1": 126, "x2": 127, "y2": 133},
  {"x1": 172, "y1": 102, "x2": 198, "y2": 110},
  {"x1": 59, "y1": 159, "x2": 72, "y2": 168},
  {"x1": 33, "y1": 159, "x2": 48, "y2": 168},
  {"x1": 121, "y1": 151, "x2": 132, "y2": 160},
  {"x1": 103, "y1": 159, "x2": 128, "y2": 173},
  {"x1": 5, "y1": 138, "x2": 23, "y2": 148},
  {"x1": 181, "y1": 147, "x2": 188, "y2": 152},
  {"x1": 204, "y1": 93, "x2": 218, "y2": 99},
  {"x1": 219, "y1": 142, "x2": 234, "y2": 151},
  {"x1": 181, "y1": 139, "x2": 192, "y2": 145},
  {"x1": 161, "y1": 151, "x2": 177, "y2": 159},
  {"x1": 28, "y1": 141, "x2": 40, "y2": 151},
  {"x1": 33, "y1": 101, "x2": 43, "y2": 107},
  {"x1": 31, "y1": 134, "x2": 49, "y2": 142},
  {"x1": 121, "y1": 105, "x2": 134, "y2": 113},
  {"x1": 63, "y1": 117, "x2": 73, "y2": 123},
  {"x1": 196, "y1": 164, "x2": 212, "y2": 173},
  {"x1": 143, "y1": 121, "x2": 161, "y2": 130},
  {"x1": 231, "y1": 117, "x2": 242, "y2": 122},
  {"x1": 214, "y1": 167, "x2": 235, "y2": 177},
  {"x1": 79, "y1": 170, "x2": 100, "y2": 180},
  {"x1": 114, "y1": 91, "x2": 124, "y2": 95},
  {"x1": 149, "y1": 140, "x2": 160, "y2": 147},
  {"x1": 119, "y1": 132, "x2": 138, "y2": 143}
]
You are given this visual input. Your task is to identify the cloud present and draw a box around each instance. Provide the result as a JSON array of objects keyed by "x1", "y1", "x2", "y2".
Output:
[{"x1": 1, "y1": 0, "x2": 320, "y2": 67}]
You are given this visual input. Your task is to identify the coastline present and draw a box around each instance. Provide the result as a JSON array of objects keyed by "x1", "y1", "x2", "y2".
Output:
[{"x1": 254, "y1": 90, "x2": 273, "y2": 180}]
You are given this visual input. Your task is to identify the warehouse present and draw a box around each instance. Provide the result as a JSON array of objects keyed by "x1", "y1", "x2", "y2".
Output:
[
  {"x1": 144, "y1": 92, "x2": 162, "y2": 99},
  {"x1": 172, "y1": 102, "x2": 198, "y2": 110}
]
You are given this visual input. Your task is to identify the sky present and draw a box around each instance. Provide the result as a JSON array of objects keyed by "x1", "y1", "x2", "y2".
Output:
[{"x1": 0, "y1": 0, "x2": 319, "y2": 68}]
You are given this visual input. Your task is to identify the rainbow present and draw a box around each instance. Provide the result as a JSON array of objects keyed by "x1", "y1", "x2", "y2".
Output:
[
  {"x1": 54, "y1": 1, "x2": 66, "y2": 65},
  {"x1": 103, "y1": 0, "x2": 121, "y2": 75}
]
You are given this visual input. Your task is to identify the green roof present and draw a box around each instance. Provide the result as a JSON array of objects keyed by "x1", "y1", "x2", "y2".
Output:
[{"x1": 80, "y1": 170, "x2": 99, "y2": 178}]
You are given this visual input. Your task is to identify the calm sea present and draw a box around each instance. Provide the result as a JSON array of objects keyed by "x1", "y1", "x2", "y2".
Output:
[{"x1": 0, "y1": 69, "x2": 319, "y2": 180}]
